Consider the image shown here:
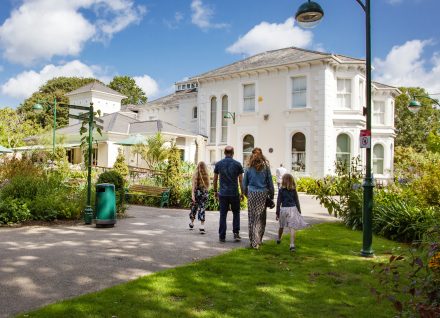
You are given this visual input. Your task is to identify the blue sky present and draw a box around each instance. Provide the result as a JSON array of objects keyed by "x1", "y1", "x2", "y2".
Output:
[{"x1": 0, "y1": 0, "x2": 439, "y2": 108}]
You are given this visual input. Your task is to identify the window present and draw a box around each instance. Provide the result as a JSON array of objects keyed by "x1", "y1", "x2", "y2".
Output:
[
  {"x1": 292, "y1": 132, "x2": 306, "y2": 172},
  {"x1": 373, "y1": 144, "x2": 384, "y2": 175},
  {"x1": 221, "y1": 95, "x2": 228, "y2": 143},
  {"x1": 209, "y1": 150, "x2": 216, "y2": 165},
  {"x1": 243, "y1": 134, "x2": 254, "y2": 165},
  {"x1": 210, "y1": 97, "x2": 217, "y2": 143},
  {"x1": 192, "y1": 106, "x2": 198, "y2": 119},
  {"x1": 243, "y1": 84, "x2": 255, "y2": 112},
  {"x1": 359, "y1": 79, "x2": 365, "y2": 108},
  {"x1": 373, "y1": 101, "x2": 385, "y2": 125},
  {"x1": 92, "y1": 148, "x2": 98, "y2": 166},
  {"x1": 337, "y1": 79, "x2": 352, "y2": 109},
  {"x1": 291, "y1": 76, "x2": 307, "y2": 108},
  {"x1": 336, "y1": 134, "x2": 351, "y2": 167}
]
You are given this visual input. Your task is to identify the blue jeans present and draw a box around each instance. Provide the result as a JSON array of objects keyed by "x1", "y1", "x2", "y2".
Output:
[{"x1": 218, "y1": 195, "x2": 241, "y2": 239}]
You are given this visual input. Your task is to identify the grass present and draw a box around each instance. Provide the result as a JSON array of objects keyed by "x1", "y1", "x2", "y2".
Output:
[{"x1": 18, "y1": 223, "x2": 404, "y2": 318}]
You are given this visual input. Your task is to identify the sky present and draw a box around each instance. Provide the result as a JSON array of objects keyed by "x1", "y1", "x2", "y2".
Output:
[{"x1": 0, "y1": 0, "x2": 439, "y2": 108}]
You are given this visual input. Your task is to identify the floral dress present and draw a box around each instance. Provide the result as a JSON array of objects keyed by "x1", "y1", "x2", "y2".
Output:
[{"x1": 189, "y1": 188, "x2": 209, "y2": 222}]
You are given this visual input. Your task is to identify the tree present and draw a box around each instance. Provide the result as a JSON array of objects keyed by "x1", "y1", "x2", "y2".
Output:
[
  {"x1": 427, "y1": 131, "x2": 440, "y2": 153},
  {"x1": 108, "y1": 76, "x2": 147, "y2": 105},
  {"x1": 0, "y1": 108, "x2": 44, "y2": 148},
  {"x1": 113, "y1": 150, "x2": 129, "y2": 179},
  {"x1": 17, "y1": 77, "x2": 99, "y2": 129},
  {"x1": 138, "y1": 133, "x2": 169, "y2": 169},
  {"x1": 394, "y1": 87, "x2": 440, "y2": 152}
]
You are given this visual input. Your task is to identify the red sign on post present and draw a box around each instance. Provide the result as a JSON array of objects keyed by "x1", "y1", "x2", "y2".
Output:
[{"x1": 360, "y1": 129, "x2": 371, "y2": 149}]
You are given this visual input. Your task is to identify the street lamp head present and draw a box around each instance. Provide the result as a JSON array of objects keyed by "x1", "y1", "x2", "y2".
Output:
[
  {"x1": 223, "y1": 113, "x2": 232, "y2": 119},
  {"x1": 32, "y1": 103, "x2": 44, "y2": 113},
  {"x1": 407, "y1": 99, "x2": 422, "y2": 114},
  {"x1": 295, "y1": 0, "x2": 324, "y2": 28}
]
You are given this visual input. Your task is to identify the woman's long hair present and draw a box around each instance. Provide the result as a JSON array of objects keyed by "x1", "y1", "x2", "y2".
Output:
[
  {"x1": 193, "y1": 161, "x2": 210, "y2": 189},
  {"x1": 247, "y1": 147, "x2": 269, "y2": 172}
]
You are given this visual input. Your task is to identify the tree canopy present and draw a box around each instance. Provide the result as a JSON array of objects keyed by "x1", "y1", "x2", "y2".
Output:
[
  {"x1": 394, "y1": 87, "x2": 440, "y2": 152},
  {"x1": 109, "y1": 76, "x2": 148, "y2": 105},
  {"x1": 17, "y1": 77, "x2": 99, "y2": 129}
]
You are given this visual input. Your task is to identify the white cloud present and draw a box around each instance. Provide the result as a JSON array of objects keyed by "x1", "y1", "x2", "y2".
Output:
[
  {"x1": 0, "y1": 0, "x2": 146, "y2": 65},
  {"x1": 133, "y1": 75, "x2": 160, "y2": 99},
  {"x1": 191, "y1": 0, "x2": 228, "y2": 30},
  {"x1": 1, "y1": 60, "x2": 104, "y2": 99},
  {"x1": 226, "y1": 18, "x2": 313, "y2": 56},
  {"x1": 164, "y1": 12, "x2": 184, "y2": 29},
  {"x1": 374, "y1": 39, "x2": 440, "y2": 93}
]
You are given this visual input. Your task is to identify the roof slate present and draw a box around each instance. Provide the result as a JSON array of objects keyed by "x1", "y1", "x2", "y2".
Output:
[
  {"x1": 65, "y1": 81, "x2": 126, "y2": 98},
  {"x1": 190, "y1": 47, "x2": 364, "y2": 79}
]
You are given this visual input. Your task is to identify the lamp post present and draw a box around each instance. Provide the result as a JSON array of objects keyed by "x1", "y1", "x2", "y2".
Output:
[
  {"x1": 223, "y1": 111, "x2": 236, "y2": 124},
  {"x1": 33, "y1": 97, "x2": 57, "y2": 155},
  {"x1": 407, "y1": 94, "x2": 440, "y2": 113},
  {"x1": 295, "y1": 0, "x2": 374, "y2": 257}
]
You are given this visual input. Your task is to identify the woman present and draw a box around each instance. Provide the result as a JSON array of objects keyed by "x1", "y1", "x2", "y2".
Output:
[
  {"x1": 243, "y1": 148, "x2": 274, "y2": 249},
  {"x1": 189, "y1": 161, "x2": 210, "y2": 233}
]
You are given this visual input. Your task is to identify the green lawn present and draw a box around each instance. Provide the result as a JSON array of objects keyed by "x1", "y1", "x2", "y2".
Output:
[{"x1": 19, "y1": 223, "x2": 404, "y2": 318}]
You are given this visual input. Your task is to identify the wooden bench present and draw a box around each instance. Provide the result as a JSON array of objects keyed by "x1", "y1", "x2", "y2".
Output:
[{"x1": 126, "y1": 185, "x2": 170, "y2": 208}]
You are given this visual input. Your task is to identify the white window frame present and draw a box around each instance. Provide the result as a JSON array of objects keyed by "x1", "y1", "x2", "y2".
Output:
[
  {"x1": 192, "y1": 106, "x2": 198, "y2": 119},
  {"x1": 209, "y1": 97, "x2": 217, "y2": 144},
  {"x1": 291, "y1": 132, "x2": 306, "y2": 172},
  {"x1": 359, "y1": 79, "x2": 365, "y2": 109},
  {"x1": 373, "y1": 100, "x2": 386, "y2": 125},
  {"x1": 373, "y1": 144, "x2": 385, "y2": 175},
  {"x1": 337, "y1": 78, "x2": 352, "y2": 109},
  {"x1": 242, "y1": 83, "x2": 256, "y2": 113},
  {"x1": 242, "y1": 134, "x2": 255, "y2": 166},
  {"x1": 221, "y1": 95, "x2": 228, "y2": 143},
  {"x1": 336, "y1": 133, "x2": 351, "y2": 167},
  {"x1": 291, "y1": 76, "x2": 307, "y2": 109}
]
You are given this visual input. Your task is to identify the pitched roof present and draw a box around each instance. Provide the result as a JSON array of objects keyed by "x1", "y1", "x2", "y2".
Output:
[
  {"x1": 190, "y1": 47, "x2": 364, "y2": 80},
  {"x1": 129, "y1": 120, "x2": 198, "y2": 137},
  {"x1": 65, "y1": 81, "x2": 126, "y2": 98},
  {"x1": 141, "y1": 89, "x2": 197, "y2": 109},
  {"x1": 57, "y1": 112, "x2": 139, "y2": 135}
]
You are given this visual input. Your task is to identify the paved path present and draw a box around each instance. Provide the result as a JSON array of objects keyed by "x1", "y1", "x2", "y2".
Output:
[{"x1": 0, "y1": 194, "x2": 333, "y2": 318}]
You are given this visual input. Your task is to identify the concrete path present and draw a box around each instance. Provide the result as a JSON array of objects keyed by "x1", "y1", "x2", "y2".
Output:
[{"x1": 0, "y1": 194, "x2": 333, "y2": 318}]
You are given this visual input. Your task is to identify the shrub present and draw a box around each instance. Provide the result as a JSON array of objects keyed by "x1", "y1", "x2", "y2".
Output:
[
  {"x1": 296, "y1": 177, "x2": 319, "y2": 194},
  {"x1": 314, "y1": 157, "x2": 364, "y2": 230},
  {"x1": 0, "y1": 198, "x2": 31, "y2": 224},
  {"x1": 163, "y1": 145, "x2": 183, "y2": 207},
  {"x1": 372, "y1": 225, "x2": 440, "y2": 317},
  {"x1": 178, "y1": 187, "x2": 247, "y2": 211},
  {"x1": 373, "y1": 190, "x2": 438, "y2": 242},
  {"x1": 113, "y1": 151, "x2": 129, "y2": 179}
]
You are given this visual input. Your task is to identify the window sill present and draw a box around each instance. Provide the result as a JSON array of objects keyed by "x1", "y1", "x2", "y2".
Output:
[{"x1": 284, "y1": 107, "x2": 312, "y2": 114}]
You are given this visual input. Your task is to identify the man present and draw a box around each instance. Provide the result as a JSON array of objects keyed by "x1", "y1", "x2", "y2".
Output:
[
  {"x1": 275, "y1": 163, "x2": 287, "y2": 189},
  {"x1": 213, "y1": 146, "x2": 244, "y2": 243}
]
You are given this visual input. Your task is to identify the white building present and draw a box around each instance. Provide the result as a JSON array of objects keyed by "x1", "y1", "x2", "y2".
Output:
[{"x1": 138, "y1": 47, "x2": 399, "y2": 180}]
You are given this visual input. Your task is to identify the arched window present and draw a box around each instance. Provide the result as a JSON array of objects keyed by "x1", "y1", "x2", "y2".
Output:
[
  {"x1": 373, "y1": 144, "x2": 384, "y2": 175},
  {"x1": 243, "y1": 134, "x2": 254, "y2": 165},
  {"x1": 292, "y1": 132, "x2": 306, "y2": 172},
  {"x1": 210, "y1": 97, "x2": 217, "y2": 143},
  {"x1": 192, "y1": 106, "x2": 197, "y2": 119},
  {"x1": 221, "y1": 96, "x2": 228, "y2": 143},
  {"x1": 336, "y1": 133, "x2": 351, "y2": 167}
]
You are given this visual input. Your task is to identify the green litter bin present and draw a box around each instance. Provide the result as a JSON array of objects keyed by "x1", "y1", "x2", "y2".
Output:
[{"x1": 95, "y1": 183, "x2": 116, "y2": 227}]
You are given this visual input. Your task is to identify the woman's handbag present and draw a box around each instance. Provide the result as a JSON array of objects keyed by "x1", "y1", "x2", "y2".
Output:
[{"x1": 265, "y1": 166, "x2": 275, "y2": 209}]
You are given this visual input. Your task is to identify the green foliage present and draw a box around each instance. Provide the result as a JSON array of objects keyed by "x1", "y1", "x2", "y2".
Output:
[
  {"x1": 17, "y1": 77, "x2": 98, "y2": 129},
  {"x1": 0, "y1": 158, "x2": 84, "y2": 223},
  {"x1": 163, "y1": 145, "x2": 182, "y2": 206},
  {"x1": 113, "y1": 151, "x2": 129, "y2": 179},
  {"x1": 108, "y1": 76, "x2": 147, "y2": 105},
  {"x1": 373, "y1": 190, "x2": 438, "y2": 242},
  {"x1": 0, "y1": 198, "x2": 31, "y2": 225},
  {"x1": 79, "y1": 109, "x2": 102, "y2": 164},
  {"x1": 296, "y1": 177, "x2": 319, "y2": 194},
  {"x1": 0, "y1": 107, "x2": 44, "y2": 148},
  {"x1": 394, "y1": 146, "x2": 440, "y2": 207},
  {"x1": 427, "y1": 131, "x2": 440, "y2": 153},
  {"x1": 97, "y1": 170, "x2": 126, "y2": 214},
  {"x1": 372, "y1": 226, "x2": 440, "y2": 316},
  {"x1": 136, "y1": 133, "x2": 169, "y2": 169},
  {"x1": 314, "y1": 157, "x2": 364, "y2": 230},
  {"x1": 178, "y1": 187, "x2": 247, "y2": 211},
  {"x1": 394, "y1": 87, "x2": 440, "y2": 152}
]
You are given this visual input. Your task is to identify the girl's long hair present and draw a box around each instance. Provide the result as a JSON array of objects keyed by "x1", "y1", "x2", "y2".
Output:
[
  {"x1": 193, "y1": 161, "x2": 210, "y2": 189},
  {"x1": 247, "y1": 147, "x2": 269, "y2": 172},
  {"x1": 281, "y1": 173, "x2": 296, "y2": 190}
]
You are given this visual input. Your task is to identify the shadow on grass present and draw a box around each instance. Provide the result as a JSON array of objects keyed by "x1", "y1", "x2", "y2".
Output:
[{"x1": 18, "y1": 223, "x2": 402, "y2": 318}]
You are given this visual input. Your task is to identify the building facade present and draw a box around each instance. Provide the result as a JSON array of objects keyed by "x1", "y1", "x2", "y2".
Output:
[{"x1": 139, "y1": 47, "x2": 399, "y2": 180}]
